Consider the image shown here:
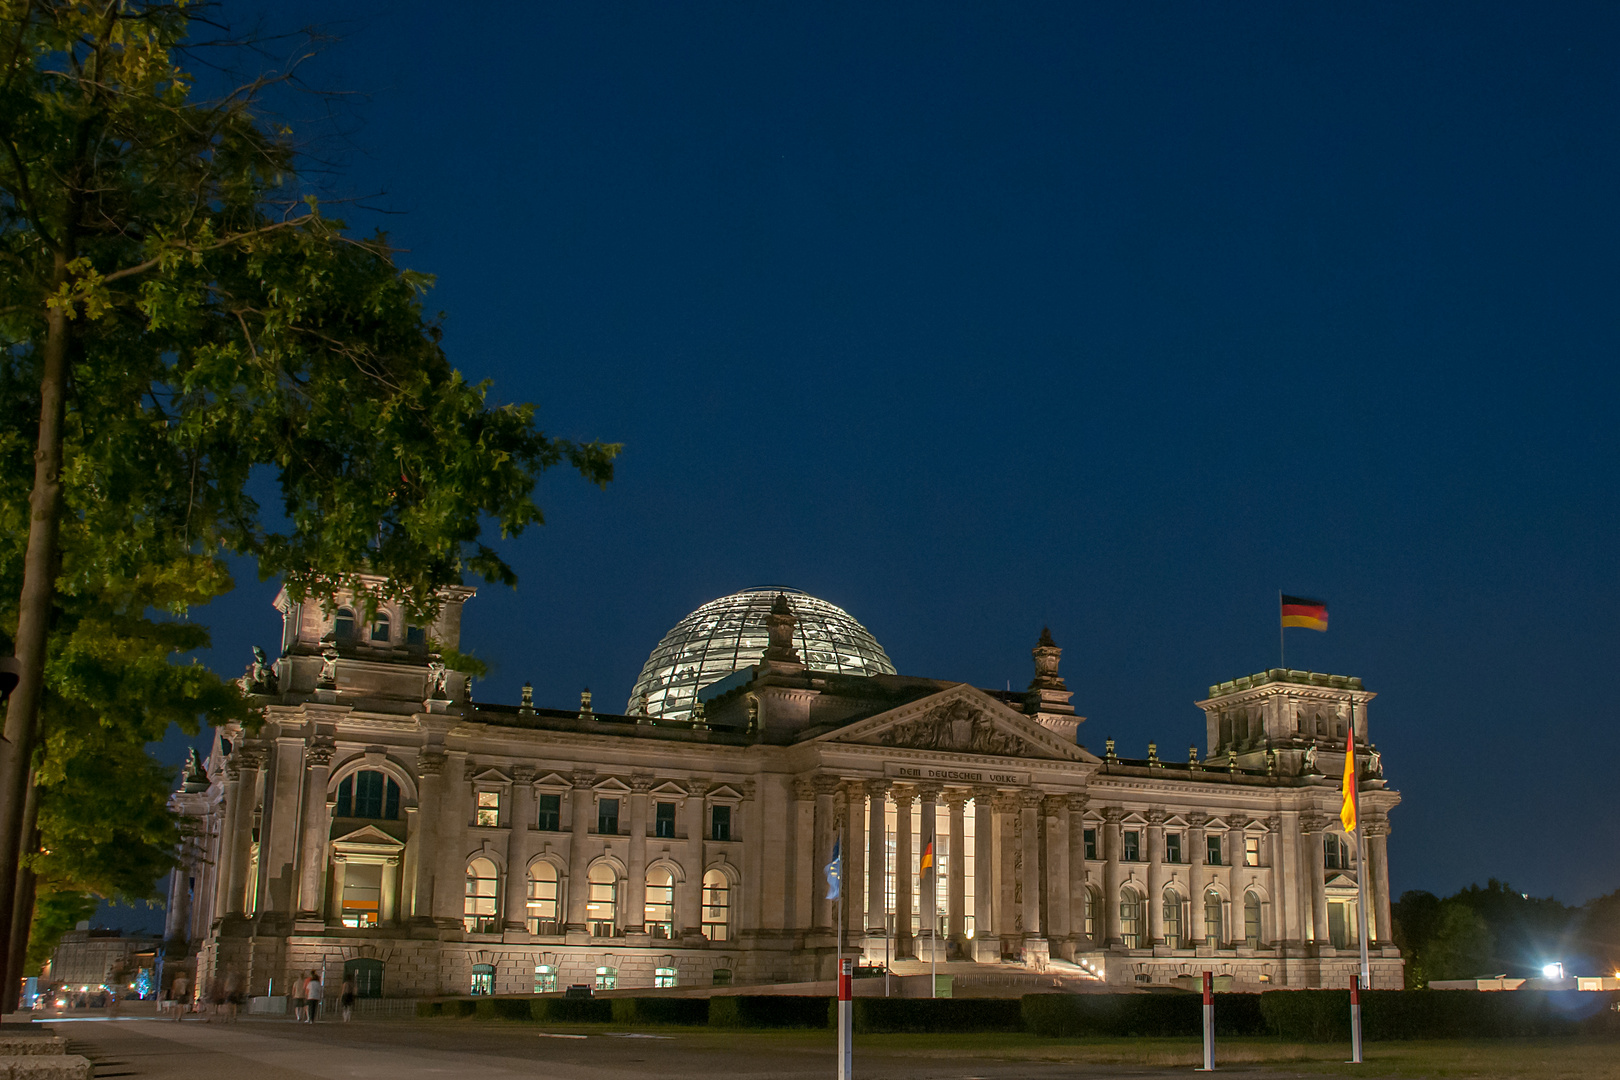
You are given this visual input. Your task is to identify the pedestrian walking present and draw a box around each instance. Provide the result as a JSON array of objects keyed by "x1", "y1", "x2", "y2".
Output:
[
  {"x1": 170, "y1": 973, "x2": 189, "y2": 1022},
  {"x1": 223, "y1": 972, "x2": 242, "y2": 1023},
  {"x1": 304, "y1": 972, "x2": 323, "y2": 1023},
  {"x1": 340, "y1": 977, "x2": 355, "y2": 1023},
  {"x1": 292, "y1": 973, "x2": 307, "y2": 1023}
]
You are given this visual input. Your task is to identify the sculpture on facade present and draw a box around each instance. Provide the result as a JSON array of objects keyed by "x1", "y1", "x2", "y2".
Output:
[
  {"x1": 872, "y1": 699, "x2": 1027, "y2": 756},
  {"x1": 1368, "y1": 747, "x2": 1382, "y2": 778},
  {"x1": 239, "y1": 645, "x2": 276, "y2": 695},
  {"x1": 317, "y1": 647, "x2": 340, "y2": 688},
  {"x1": 425, "y1": 661, "x2": 449, "y2": 701},
  {"x1": 1302, "y1": 739, "x2": 1319, "y2": 774}
]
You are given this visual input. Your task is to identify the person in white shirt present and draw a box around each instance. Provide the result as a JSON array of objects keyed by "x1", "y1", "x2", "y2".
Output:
[{"x1": 304, "y1": 972, "x2": 323, "y2": 1023}]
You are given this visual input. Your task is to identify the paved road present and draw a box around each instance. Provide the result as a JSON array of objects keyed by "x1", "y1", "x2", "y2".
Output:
[{"x1": 44, "y1": 1017, "x2": 1290, "y2": 1080}]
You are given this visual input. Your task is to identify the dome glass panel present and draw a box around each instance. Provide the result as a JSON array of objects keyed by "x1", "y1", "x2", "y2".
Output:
[{"x1": 627, "y1": 588, "x2": 895, "y2": 722}]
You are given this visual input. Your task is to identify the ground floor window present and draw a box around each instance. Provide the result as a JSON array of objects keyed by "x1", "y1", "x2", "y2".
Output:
[
  {"x1": 534, "y1": 965, "x2": 557, "y2": 994},
  {"x1": 702, "y1": 870, "x2": 730, "y2": 942},
  {"x1": 645, "y1": 867, "x2": 674, "y2": 939},
  {"x1": 1328, "y1": 900, "x2": 1353, "y2": 949},
  {"x1": 1204, "y1": 889, "x2": 1223, "y2": 945},
  {"x1": 470, "y1": 963, "x2": 494, "y2": 996},
  {"x1": 654, "y1": 966, "x2": 677, "y2": 989},
  {"x1": 595, "y1": 966, "x2": 617, "y2": 991},
  {"x1": 712, "y1": 969, "x2": 732, "y2": 987},
  {"x1": 1162, "y1": 890, "x2": 1182, "y2": 949},
  {"x1": 344, "y1": 958, "x2": 384, "y2": 998},
  {"x1": 1120, "y1": 889, "x2": 1141, "y2": 949}
]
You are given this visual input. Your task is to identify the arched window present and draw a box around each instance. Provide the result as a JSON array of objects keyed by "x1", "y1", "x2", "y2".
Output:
[
  {"x1": 1325, "y1": 835, "x2": 1352, "y2": 870},
  {"x1": 645, "y1": 867, "x2": 674, "y2": 939},
  {"x1": 1162, "y1": 889, "x2": 1183, "y2": 949},
  {"x1": 586, "y1": 863, "x2": 618, "y2": 937},
  {"x1": 1119, "y1": 888, "x2": 1141, "y2": 949},
  {"x1": 1204, "y1": 888, "x2": 1224, "y2": 946},
  {"x1": 334, "y1": 608, "x2": 355, "y2": 640},
  {"x1": 335, "y1": 771, "x2": 401, "y2": 820},
  {"x1": 1084, "y1": 886, "x2": 1101, "y2": 941},
  {"x1": 470, "y1": 963, "x2": 494, "y2": 996},
  {"x1": 1244, "y1": 891, "x2": 1263, "y2": 948},
  {"x1": 702, "y1": 869, "x2": 731, "y2": 942},
  {"x1": 527, "y1": 862, "x2": 559, "y2": 935},
  {"x1": 370, "y1": 613, "x2": 391, "y2": 642},
  {"x1": 464, "y1": 858, "x2": 499, "y2": 933}
]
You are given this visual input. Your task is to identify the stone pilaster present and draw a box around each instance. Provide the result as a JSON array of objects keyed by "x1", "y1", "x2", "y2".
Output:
[
  {"x1": 971, "y1": 787, "x2": 996, "y2": 959},
  {"x1": 1043, "y1": 794, "x2": 1070, "y2": 945},
  {"x1": 1301, "y1": 812, "x2": 1330, "y2": 949},
  {"x1": 841, "y1": 780, "x2": 865, "y2": 941},
  {"x1": 214, "y1": 759, "x2": 243, "y2": 917},
  {"x1": 410, "y1": 749, "x2": 445, "y2": 922},
  {"x1": 1018, "y1": 791, "x2": 1044, "y2": 941},
  {"x1": 891, "y1": 784, "x2": 914, "y2": 957},
  {"x1": 565, "y1": 770, "x2": 594, "y2": 933},
  {"x1": 1187, "y1": 812, "x2": 1208, "y2": 946},
  {"x1": 296, "y1": 736, "x2": 335, "y2": 918},
  {"x1": 1102, "y1": 807, "x2": 1124, "y2": 948},
  {"x1": 865, "y1": 781, "x2": 891, "y2": 936},
  {"x1": 1145, "y1": 809, "x2": 1166, "y2": 946},
  {"x1": 504, "y1": 766, "x2": 536, "y2": 934},
  {"x1": 1066, "y1": 795, "x2": 1089, "y2": 948}
]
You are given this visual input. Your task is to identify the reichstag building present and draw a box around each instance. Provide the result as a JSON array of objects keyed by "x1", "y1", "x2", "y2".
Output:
[{"x1": 167, "y1": 583, "x2": 1403, "y2": 997}]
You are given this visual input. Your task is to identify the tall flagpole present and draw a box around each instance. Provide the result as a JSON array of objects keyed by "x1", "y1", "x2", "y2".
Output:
[
  {"x1": 1353, "y1": 703, "x2": 1371, "y2": 990},
  {"x1": 1279, "y1": 589, "x2": 1285, "y2": 669}
]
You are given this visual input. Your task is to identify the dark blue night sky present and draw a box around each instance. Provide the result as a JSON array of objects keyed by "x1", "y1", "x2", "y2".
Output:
[{"x1": 142, "y1": 2, "x2": 1618, "y2": 923}]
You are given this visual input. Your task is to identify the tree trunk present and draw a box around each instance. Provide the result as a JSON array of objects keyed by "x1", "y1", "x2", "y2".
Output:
[
  {"x1": 0, "y1": 250, "x2": 71, "y2": 1001},
  {"x1": 3, "y1": 777, "x2": 40, "y2": 1014}
]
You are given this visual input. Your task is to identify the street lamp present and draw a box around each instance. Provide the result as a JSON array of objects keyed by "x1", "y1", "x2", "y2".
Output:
[{"x1": 1541, "y1": 962, "x2": 1564, "y2": 979}]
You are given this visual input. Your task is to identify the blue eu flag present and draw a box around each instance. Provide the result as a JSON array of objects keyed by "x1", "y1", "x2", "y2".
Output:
[{"x1": 825, "y1": 835, "x2": 842, "y2": 901}]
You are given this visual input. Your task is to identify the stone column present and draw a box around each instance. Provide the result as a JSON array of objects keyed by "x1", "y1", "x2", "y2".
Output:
[
  {"x1": 505, "y1": 767, "x2": 536, "y2": 933},
  {"x1": 917, "y1": 784, "x2": 940, "y2": 949},
  {"x1": 1145, "y1": 809, "x2": 1166, "y2": 946},
  {"x1": 214, "y1": 760, "x2": 242, "y2": 917},
  {"x1": 1264, "y1": 815, "x2": 1283, "y2": 946},
  {"x1": 328, "y1": 856, "x2": 348, "y2": 926},
  {"x1": 892, "y1": 785, "x2": 914, "y2": 957},
  {"x1": 410, "y1": 749, "x2": 445, "y2": 921},
  {"x1": 1187, "y1": 813, "x2": 1208, "y2": 946},
  {"x1": 841, "y1": 782, "x2": 865, "y2": 941},
  {"x1": 865, "y1": 781, "x2": 890, "y2": 937},
  {"x1": 1367, "y1": 819, "x2": 1393, "y2": 944},
  {"x1": 682, "y1": 780, "x2": 707, "y2": 937},
  {"x1": 945, "y1": 790, "x2": 968, "y2": 943},
  {"x1": 164, "y1": 867, "x2": 190, "y2": 942},
  {"x1": 1102, "y1": 807, "x2": 1124, "y2": 947},
  {"x1": 434, "y1": 751, "x2": 470, "y2": 922},
  {"x1": 1018, "y1": 791, "x2": 1043, "y2": 940},
  {"x1": 226, "y1": 747, "x2": 262, "y2": 915},
  {"x1": 1304, "y1": 815, "x2": 1329, "y2": 948},
  {"x1": 994, "y1": 793, "x2": 1018, "y2": 940},
  {"x1": 297, "y1": 737, "x2": 336, "y2": 918},
  {"x1": 971, "y1": 788, "x2": 996, "y2": 956},
  {"x1": 622, "y1": 775, "x2": 651, "y2": 936},
  {"x1": 565, "y1": 771, "x2": 594, "y2": 932},
  {"x1": 1043, "y1": 794, "x2": 1070, "y2": 944},
  {"x1": 793, "y1": 780, "x2": 815, "y2": 930},
  {"x1": 380, "y1": 856, "x2": 399, "y2": 924},
  {"x1": 260, "y1": 733, "x2": 306, "y2": 912},
  {"x1": 1224, "y1": 818, "x2": 1245, "y2": 947},
  {"x1": 1066, "y1": 796, "x2": 1089, "y2": 948},
  {"x1": 812, "y1": 776, "x2": 839, "y2": 933}
]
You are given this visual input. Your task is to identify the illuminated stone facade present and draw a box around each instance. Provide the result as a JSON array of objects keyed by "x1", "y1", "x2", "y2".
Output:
[{"x1": 168, "y1": 585, "x2": 1403, "y2": 998}]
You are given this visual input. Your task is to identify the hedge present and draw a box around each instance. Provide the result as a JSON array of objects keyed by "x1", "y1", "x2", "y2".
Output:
[
  {"x1": 848, "y1": 997, "x2": 1024, "y2": 1034},
  {"x1": 1262, "y1": 989, "x2": 1620, "y2": 1041},
  {"x1": 1022, "y1": 993, "x2": 1267, "y2": 1038},
  {"x1": 610, "y1": 997, "x2": 711, "y2": 1026},
  {"x1": 531, "y1": 997, "x2": 614, "y2": 1023},
  {"x1": 708, "y1": 995, "x2": 830, "y2": 1029}
]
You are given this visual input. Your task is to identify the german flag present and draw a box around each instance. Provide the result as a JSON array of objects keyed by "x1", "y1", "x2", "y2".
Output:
[{"x1": 1280, "y1": 595, "x2": 1329, "y2": 631}]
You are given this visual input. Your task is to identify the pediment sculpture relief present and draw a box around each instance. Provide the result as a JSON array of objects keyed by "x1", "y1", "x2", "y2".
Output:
[{"x1": 866, "y1": 699, "x2": 1031, "y2": 757}]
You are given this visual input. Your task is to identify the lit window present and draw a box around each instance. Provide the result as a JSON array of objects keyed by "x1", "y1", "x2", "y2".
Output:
[
  {"x1": 536, "y1": 793, "x2": 561, "y2": 831},
  {"x1": 1206, "y1": 834, "x2": 1223, "y2": 866},
  {"x1": 1084, "y1": 887, "x2": 1100, "y2": 940},
  {"x1": 1083, "y1": 828, "x2": 1097, "y2": 861},
  {"x1": 1324, "y1": 835, "x2": 1351, "y2": 870},
  {"x1": 1245, "y1": 835, "x2": 1261, "y2": 867},
  {"x1": 1165, "y1": 832, "x2": 1182, "y2": 864},
  {"x1": 1119, "y1": 889, "x2": 1141, "y2": 949},
  {"x1": 1245, "y1": 891, "x2": 1262, "y2": 948},
  {"x1": 476, "y1": 791, "x2": 500, "y2": 827},
  {"x1": 1123, "y1": 830, "x2": 1141, "y2": 861},
  {"x1": 463, "y1": 858, "x2": 499, "y2": 933},
  {"x1": 337, "y1": 771, "x2": 400, "y2": 820},
  {"x1": 1204, "y1": 888, "x2": 1224, "y2": 945},
  {"x1": 587, "y1": 864, "x2": 618, "y2": 936},
  {"x1": 654, "y1": 967, "x2": 677, "y2": 989},
  {"x1": 1328, "y1": 900, "x2": 1351, "y2": 949},
  {"x1": 645, "y1": 867, "x2": 674, "y2": 939},
  {"x1": 702, "y1": 869, "x2": 730, "y2": 942},
  {"x1": 534, "y1": 965, "x2": 557, "y2": 994},
  {"x1": 527, "y1": 863, "x2": 559, "y2": 935},
  {"x1": 1162, "y1": 889, "x2": 1183, "y2": 949},
  {"x1": 655, "y1": 801, "x2": 676, "y2": 838},
  {"x1": 370, "y1": 614, "x2": 390, "y2": 642},
  {"x1": 470, "y1": 963, "x2": 494, "y2": 996},
  {"x1": 595, "y1": 966, "x2": 617, "y2": 991},
  {"x1": 597, "y1": 798, "x2": 619, "y2": 835},
  {"x1": 711, "y1": 805, "x2": 732, "y2": 842},
  {"x1": 339, "y1": 862, "x2": 382, "y2": 928}
]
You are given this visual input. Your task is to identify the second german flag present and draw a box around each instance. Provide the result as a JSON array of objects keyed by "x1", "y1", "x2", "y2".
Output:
[{"x1": 1280, "y1": 594, "x2": 1329, "y2": 631}]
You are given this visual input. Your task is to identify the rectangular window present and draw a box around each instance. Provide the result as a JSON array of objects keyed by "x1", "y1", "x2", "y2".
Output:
[
  {"x1": 712, "y1": 969, "x2": 733, "y2": 987},
  {"x1": 1207, "y1": 834, "x2": 1223, "y2": 866},
  {"x1": 654, "y1": 967, "x2": 677, "y2": 989},
  {"x1": 597, "y1": 797, "x2": 619, "y2": 835},
  {"x1": 354, "y1": 771, "x2": 386, "y2": 819},
  {"x1": 1123, "y1": 830, "x2": 1141, "y2": 862},
  {"x1": 655, "y1": 801, "x2": 677, "y2": 838},
  {"x1": 406, "y1": 625, "x2": 427, "y2": 646},
  {"x1": 533, "y1": 965, "x2": 557, "y2": 994},
  {"x1": 1083, "y1": 828, "x2": 1097, "y2": 861},
  {"x1": 711, "y1": 805, "x2": 732, "y2": 842},
  {"x1": 536, "y1": 793, "x2": 561, "y2": 831},
  {"x1": 476, "y1": 791, "x2": 500, "y2": 827},
  {"x1": 1245, "y1": 835, "x2": 1261, "y2": 867},
  {"x1": 1165, "y1": 832, "x2": 1182, "y2": 864},
  {"x1": 594, "y1": 966, "x2": 617, "y2": 991}
]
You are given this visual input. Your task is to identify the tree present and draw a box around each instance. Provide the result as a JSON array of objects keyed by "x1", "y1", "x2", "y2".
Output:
[
  {"x1": 0, "y1": 0, "x2": 616, "y2": 993},
  {"x1": 1424, "y1": 903, "x2": 1496, "y2": 982}
]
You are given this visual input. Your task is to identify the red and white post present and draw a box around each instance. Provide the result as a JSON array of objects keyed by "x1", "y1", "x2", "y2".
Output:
[
  {"x1": 1349, "y1": 975, "x2": 1363, "y2": 1064},
  {"x1": 1199, "y1": 970, "x2": 1215, "y2": 1071},
  {"x1": 837, "y1": 956, "x2": 853, "y2": 1080}
]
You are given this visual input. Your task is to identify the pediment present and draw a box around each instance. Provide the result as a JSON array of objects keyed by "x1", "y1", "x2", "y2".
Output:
[
  {"x1": 650, "y1": 781, "x2": 690, "y2": 798},
  {"x1": 593, "y1": 776, "x2": 632, "y2": 794},
  {"x1": 332, "y1": 824, "x2": 404, "y2": 850},
  {"x1": 821, "y1": 684, "x2": 1095, "y2": 763},
  {"x1": 471, "y1": 767, "x2": 511, "y2": 785},
  {"x1": 707, "y1": 784, "x2": 744, "y2": 802},
  {"x1": 1324, "y1": 872, "x2": 1359, "y2": 891},
  {"x1": 534, "y1": 772, "x2": 571, "y2": 789}
]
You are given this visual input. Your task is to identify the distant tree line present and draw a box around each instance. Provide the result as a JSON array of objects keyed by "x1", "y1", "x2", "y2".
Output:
[{"x1": 1393, "y1": 879, "x2": 1620, "y2": 987}]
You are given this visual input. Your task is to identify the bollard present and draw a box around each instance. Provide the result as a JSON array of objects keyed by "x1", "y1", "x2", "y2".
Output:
[
  {"x1": 1349, "y1": 975, "x2": 1363, "y2": 1064},
  {"x1": 1198, "y1": 970, "x2": 1215, "y2": 1071},
  {"x1": 837, "y1": 957, "x2": 853, "y2": 1080}
]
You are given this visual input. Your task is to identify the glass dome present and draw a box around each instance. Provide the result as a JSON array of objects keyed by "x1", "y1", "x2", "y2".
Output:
[{"x1": 627, "y1": 588, "x2": 895, "y2": 723}]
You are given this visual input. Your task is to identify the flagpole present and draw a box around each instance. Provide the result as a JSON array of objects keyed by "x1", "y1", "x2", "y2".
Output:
[
  {"x1": 930, "y1": 861, "x2": 937, "y2": 1000},
  {"x1": 1353, "y1": 703, "x2": 1371, "y2": 991},
  {"x1": 1279, "y1": 589, "x2": 1285, "y2": 669}
]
